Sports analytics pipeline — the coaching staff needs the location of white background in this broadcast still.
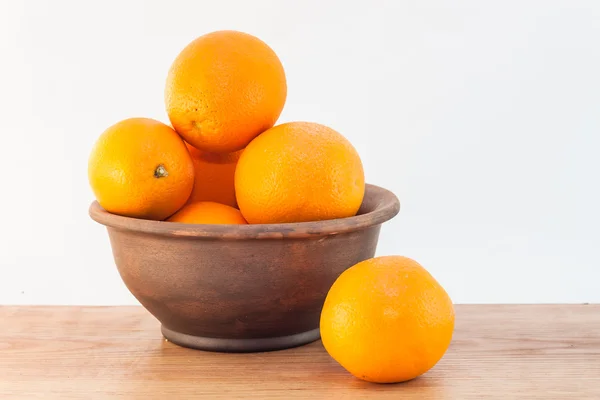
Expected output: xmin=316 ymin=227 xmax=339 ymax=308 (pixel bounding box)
xmin=1 ymin=1 xmax=598 ymax=305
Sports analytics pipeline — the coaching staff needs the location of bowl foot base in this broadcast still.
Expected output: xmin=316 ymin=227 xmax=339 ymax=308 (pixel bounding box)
xmin=161 ymin=325 xmax=320 ymax=353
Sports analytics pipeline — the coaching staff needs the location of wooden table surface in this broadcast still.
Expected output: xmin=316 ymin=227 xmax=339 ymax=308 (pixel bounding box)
xmin=1 ymin=305 xmax=599 ymax=399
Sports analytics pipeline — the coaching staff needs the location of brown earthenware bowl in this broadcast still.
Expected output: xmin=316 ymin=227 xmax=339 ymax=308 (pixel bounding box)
xmin=89 ymin=184 xmax=399 ymax=353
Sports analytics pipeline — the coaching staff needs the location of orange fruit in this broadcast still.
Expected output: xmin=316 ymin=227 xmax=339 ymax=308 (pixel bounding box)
xmin=235 ymin=122 xmax=365 ymax=224
xmin=320 ymin=256 xmax=455 ymax=383
xmin=165 ymin=30 xmax=287 ymax=153
xmin=167 ymin=201 xmax=247 ymax=225
xmin=185 ymin=143 xmax=242 ymax=208
xmin=88 ymin=118 xmax=194 ymax=220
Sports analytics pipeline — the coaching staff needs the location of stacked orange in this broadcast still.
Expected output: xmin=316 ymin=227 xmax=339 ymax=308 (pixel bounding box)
xmin=88 ymin=30 xmax=453 ymax=383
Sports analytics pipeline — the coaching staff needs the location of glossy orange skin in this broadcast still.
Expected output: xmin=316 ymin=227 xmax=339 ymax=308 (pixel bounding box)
xmin=235 ymin=122 xmax=365 ymax=224
xmin=166 ymin=201 xmax=247 ymax=225
xmin=88 ymin=118 xmax=194 ymax=220
xmin=320 ymin=256 xmax=455 ymax=383
xmin=185 ymin=143 xmax=242 ymax=208
xmin=165 ymin=30 xmax=287 ymax=153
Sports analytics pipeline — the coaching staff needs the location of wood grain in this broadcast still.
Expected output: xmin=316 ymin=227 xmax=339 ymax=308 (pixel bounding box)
xmin=0 ymin=305 xmax=599 ymax=399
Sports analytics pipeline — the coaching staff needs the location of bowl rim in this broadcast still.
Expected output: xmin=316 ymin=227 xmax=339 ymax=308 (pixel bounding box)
xmin=89 ymin=183 xmax=400 ymax=239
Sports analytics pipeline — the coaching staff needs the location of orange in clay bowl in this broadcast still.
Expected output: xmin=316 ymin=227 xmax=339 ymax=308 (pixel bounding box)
xmin=89 ymin=184 xmax=400 ymax=352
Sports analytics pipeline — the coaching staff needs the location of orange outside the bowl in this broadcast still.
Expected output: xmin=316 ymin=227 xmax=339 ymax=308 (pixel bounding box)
xmin=320 ymin=256 xmax=455 ymax=383
xmin=167 ymin=201 xmax=247 ymax=225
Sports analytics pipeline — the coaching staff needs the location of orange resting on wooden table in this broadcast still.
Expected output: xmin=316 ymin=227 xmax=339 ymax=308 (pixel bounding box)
xmin=320 ymin=256 xmax=455 ymax=383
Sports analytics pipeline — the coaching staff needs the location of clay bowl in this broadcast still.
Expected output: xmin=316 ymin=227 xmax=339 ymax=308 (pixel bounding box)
xmin=89 ymin=184 xmax=399 ymax=353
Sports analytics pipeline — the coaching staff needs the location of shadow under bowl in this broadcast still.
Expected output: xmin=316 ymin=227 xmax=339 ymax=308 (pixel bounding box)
xmin=89 ymin=184 xmax=400 ymax=352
